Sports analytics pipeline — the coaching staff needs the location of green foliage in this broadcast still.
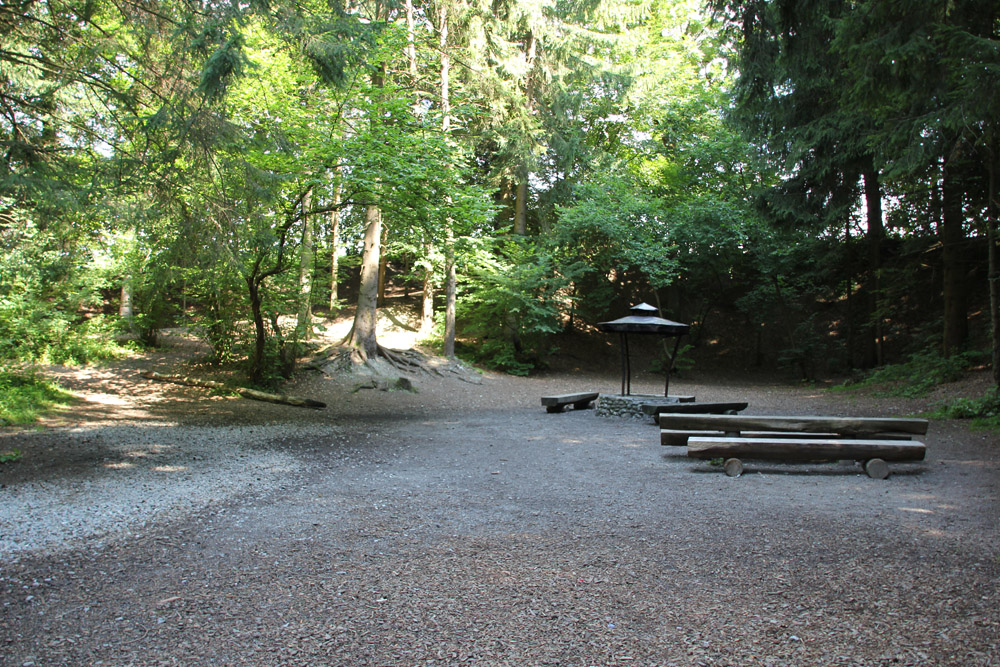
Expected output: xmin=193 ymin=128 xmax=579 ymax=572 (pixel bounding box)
xmin=0 ymin=212 xmax=132 ymax=364
xmin=0 ymin=449 xmax=21 ymax=464
xmin=837 ymin=349 xmax=983 ymax=398
xmin=0 ymin=369 xmax=75 ymax=426
xmin=925 ymin=388 xmax=1000 ymax=429
xmin=650 ymin=343 xmax=695 ymax=376
xmin=458 ymin=239 xmax=570 ymax=374
xmin=554 ymin=168 xmax=678 ymax=290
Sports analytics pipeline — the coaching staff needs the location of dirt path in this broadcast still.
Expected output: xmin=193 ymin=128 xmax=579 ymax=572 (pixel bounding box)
xmin=1 ymin=338 xmax=999 ymax=666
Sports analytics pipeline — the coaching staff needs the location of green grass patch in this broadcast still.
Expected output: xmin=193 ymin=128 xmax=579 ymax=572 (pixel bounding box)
xmin=0 ymin=369 xmax=75 ymax=426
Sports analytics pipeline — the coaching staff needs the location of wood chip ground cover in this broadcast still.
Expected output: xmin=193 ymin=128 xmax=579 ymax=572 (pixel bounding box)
xmin=1 ymin=342 xmax=998 ymax=665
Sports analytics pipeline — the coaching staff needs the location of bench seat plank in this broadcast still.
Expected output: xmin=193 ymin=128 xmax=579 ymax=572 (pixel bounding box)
xmin=660 ymin=413 xmax=928 ymax=435
xmin=643 ymin=401 xmax=748 ymax=416
xmin=661 ymin=430 xmax=915 ymax=446
xmin=541 ymin=392 xmax=600 ymax=413
xmin=687 ymin=436 xmax=926 ymax=462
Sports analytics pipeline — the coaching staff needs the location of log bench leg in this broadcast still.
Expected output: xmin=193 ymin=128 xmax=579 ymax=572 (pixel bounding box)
xmin=864 ymin=458 xmax=890 ymax=480
xmin=713 ymin=456 xmax=893 ymax=479
xmin=723 ymin=458 xmax=744 ymax=477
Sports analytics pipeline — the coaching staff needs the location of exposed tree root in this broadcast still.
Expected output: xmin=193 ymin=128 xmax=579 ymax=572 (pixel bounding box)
xmin=307 ymin=343 xmax=481 ymax=384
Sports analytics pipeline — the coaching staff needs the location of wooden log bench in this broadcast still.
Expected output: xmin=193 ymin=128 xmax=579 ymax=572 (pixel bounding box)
xmin=659 ymin=413 xmax=929 ymax=479
xmin=687 ymin=436 xmax=927 ymax=479
xmin=660 ymin=429 xmax=915 ymax=446
xmin=659 ymin=413 xmax=928 ymax=439
xmin=541 ymin=392 xmax=600 ymax=413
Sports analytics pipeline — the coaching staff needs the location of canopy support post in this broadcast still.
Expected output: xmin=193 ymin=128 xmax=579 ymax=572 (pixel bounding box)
xmin=624 ymin=333 xmax=632 ymax=395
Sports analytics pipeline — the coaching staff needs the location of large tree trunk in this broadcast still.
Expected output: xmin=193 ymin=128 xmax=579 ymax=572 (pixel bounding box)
xmin=349 ymin=203 xmax=382 ymax=359
xmin=942 ymin=151 xmax=969 ymax=357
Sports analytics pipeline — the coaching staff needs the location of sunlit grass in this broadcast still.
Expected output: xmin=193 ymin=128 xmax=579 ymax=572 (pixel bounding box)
xmin=0 ymin=368 xmax=75 ymax=427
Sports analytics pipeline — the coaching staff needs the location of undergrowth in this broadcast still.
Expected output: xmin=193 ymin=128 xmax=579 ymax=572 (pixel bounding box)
xmin=0 ymin=368 xmax=75 ymax=427
xmin=833 ymin=349 xmax=983 ymax=398
xmin=835 ymin=348 xmax=1000 ymax=429
xmin=924 ymin=388 xmax=1000 ymax=429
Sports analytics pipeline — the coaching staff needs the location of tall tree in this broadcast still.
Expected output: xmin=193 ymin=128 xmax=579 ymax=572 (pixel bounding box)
xmin=831 ymin=0 xmax=999 ymax=361
xmin=709 ymin=0 xmax=889 ymax=367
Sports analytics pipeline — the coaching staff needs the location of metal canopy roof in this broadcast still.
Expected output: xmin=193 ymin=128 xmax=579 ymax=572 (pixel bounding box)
xmin=597 ymin=302 xmax=690 ymax=337
xmin=597 ymin=303 xmax=691 ymax=397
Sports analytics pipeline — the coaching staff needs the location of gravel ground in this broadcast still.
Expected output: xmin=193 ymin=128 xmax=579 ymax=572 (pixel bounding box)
xmin=1 ymin=334 xmax=999 ymax=666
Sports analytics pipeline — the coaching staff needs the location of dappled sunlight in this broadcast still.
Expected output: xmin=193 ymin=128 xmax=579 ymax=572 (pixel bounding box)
xmin=84 ymin=393 xmax=130 ymax=406
xmin=897 ymin=507 xmax=935 ymax=515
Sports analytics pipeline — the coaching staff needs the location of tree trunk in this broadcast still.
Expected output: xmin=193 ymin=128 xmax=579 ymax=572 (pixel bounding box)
xmin=420 ymin=243 xmax=435 ymax=336
xmin=439 ymin=2 xmax=457 ymax=357
xmin=296 ymin=191 xmax=314 ymax=339
xmin=988 ymin=138 xmax=1000 ymax=387
xmin=514 ymin=180 xmax=528 ymax=235
xmin=248 ymin=276 xmax=268 ymax=385
xmin=512 ymin=33 xmax=536 ymax=237
xmin=942 ymin=151 xmax=968 ymax=357
xmin=349 ymin=203 xmax=382 ymax=359
xmin=119 ymin=277 xmax=134 ymax=322
xmin=329 ymin=175 xmax=341 ymax=312
xmin=377 ymin=222 xmax=388 ymax=306
xmin=349 ymin=44 xmax=387 ymax=360
xmin=444 ymin=229 xmax=457 ymax=358
xmin=862 ymin=162 xmax=884 ymax=366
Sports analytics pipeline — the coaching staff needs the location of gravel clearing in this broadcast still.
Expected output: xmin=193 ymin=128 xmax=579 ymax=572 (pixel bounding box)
xmin=1 ymin=336 xmax=999 ymax=666
xmin=0 ymin=423 xmax=320 ymax=560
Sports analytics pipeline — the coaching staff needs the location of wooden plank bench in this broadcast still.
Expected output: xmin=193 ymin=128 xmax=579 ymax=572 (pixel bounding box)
xmin=687 ymin=436 xmax=927 ymax=479
xmin=541 ymin=392 xmax=600 ymax=413
xmin=643 ymin=401 xmax=749 ymax=419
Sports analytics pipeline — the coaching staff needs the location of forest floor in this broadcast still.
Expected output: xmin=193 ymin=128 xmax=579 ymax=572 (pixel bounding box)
xmin=1 ymin=315 xmax=999 ymax=666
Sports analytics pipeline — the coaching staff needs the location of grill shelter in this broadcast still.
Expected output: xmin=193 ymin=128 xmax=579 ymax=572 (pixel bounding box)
xmin=597 ymin=303 xmax=690 ymax=397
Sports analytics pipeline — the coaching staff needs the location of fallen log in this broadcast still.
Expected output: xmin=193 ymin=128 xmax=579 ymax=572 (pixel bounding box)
xmin=142 ymin=371 xmax=326 ymax=409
